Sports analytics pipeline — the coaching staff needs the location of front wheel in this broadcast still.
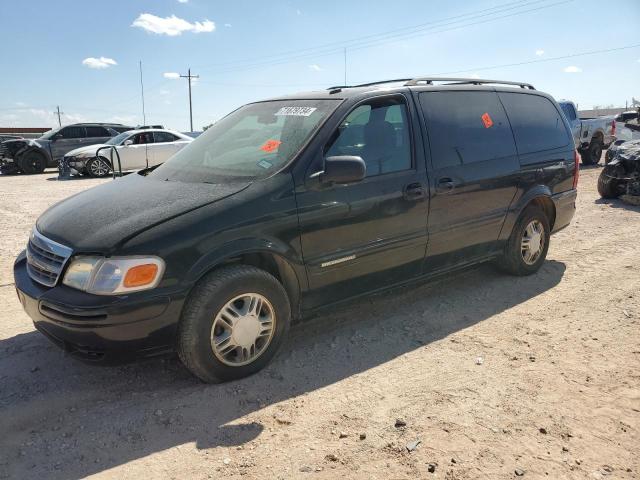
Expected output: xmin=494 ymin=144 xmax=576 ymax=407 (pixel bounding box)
xmin=496 ymin=206 xmax=550 ymax=276
xmin=86 ymin=157 xmax=111 ymax=178
xmin=178 ymin=265 xmax=291 ymax=383
xmin=19 ymin=151 xmax=46 ymax=174
xmin=597 ymin=165 xmax=624 ymax=198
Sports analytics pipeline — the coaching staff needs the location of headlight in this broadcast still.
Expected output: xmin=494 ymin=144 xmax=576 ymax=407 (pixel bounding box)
xmin=62 ymin=256 xmax=165 ymax=295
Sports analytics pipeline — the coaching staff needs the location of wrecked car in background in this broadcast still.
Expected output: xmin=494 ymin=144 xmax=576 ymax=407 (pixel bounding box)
xmin=63 ymin=128 xmax=193 ymax=177
xmin=0 ymin=123 xmax=133 ymax=174
xmin=598 ymin=139 xmax=640 ymax=202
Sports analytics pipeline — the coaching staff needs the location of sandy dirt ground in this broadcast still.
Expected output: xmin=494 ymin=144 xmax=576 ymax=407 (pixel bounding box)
xmin=0 ymin=164 xmax=638 ymax=480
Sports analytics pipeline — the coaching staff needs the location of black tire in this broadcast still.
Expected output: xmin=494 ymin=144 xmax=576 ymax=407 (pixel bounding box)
xmin=581 ymin=140 xmax=602 ymax=165
xmin=19 ymin=151 xmax=47 ymax=174
xmin=86 ymin=157 xmax=112 ymax=178
xmin=178 ymin=265 xmax=291 ymax=383
xmin=597 ymin=166 xmax=623 ymax=199
xmin=496 ymin=206 xmax=550 ymax=276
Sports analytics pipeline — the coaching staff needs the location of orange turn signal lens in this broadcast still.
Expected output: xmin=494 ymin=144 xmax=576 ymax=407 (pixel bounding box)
xmin=123 ymin=264 xmax=159 ymax=288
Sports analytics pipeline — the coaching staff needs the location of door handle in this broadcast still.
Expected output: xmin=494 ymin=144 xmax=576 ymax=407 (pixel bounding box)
xmin=436 ymin=177 xmax=456 ymax=192
xmin=403 ymin=182 xmax=425 ymax=201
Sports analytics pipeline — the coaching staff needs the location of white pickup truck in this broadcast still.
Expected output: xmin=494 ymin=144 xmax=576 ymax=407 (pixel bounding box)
xmin=558 ymin=101 xmax=616 ymax=165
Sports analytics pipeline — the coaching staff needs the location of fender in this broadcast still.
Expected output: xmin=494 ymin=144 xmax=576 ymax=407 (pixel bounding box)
xmin=184 ymin=237 xmax=306 ymax=320
xmin=186 ymin=235 xmax=306 ymax=289
xmin=498 ymin=185 xmax=552 ymax=241
xmin=7 ymin=140 xmax=53 ymax=166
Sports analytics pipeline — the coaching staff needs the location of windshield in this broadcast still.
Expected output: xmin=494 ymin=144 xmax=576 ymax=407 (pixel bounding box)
xmin=150 ymin=99 xmax=339 ymax=183
xmin=106 ymin=131 xmax=132 ymax=145
xmin=40 ymin=127 xmax=61 ymax=140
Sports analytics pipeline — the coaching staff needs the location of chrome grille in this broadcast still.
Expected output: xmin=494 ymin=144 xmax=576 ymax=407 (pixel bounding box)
xmin=26 ymin=229 xmax=72 ymax=287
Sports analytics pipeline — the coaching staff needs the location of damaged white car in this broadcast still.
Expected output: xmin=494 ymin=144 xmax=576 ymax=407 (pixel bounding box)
xmin=64 ymin=128 xmax=193 ymax=177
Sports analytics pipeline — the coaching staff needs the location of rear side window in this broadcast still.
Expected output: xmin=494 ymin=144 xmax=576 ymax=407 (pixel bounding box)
xmin=499 ymin=93 xmax=570 ymax=154
xmin=154 ymin=131 xmax=179 ymax=143
xmin=85 ymin=126 xmax=110 ymax=137
xmin=419 ymin=91 xmax=516 ymax=168
xmin=60 ymin=126 xmax=85 ymax=139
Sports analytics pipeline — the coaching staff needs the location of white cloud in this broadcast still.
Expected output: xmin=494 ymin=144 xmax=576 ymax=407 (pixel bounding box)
xmin=177 ymin=0 xmax=188 ymax=3
xmin=535 ymin=49 xmax=545 ymax=56
xmin=470 ymin=72 xmax=480 ymax=79
xmin=563 ymin=65 xmax=582 ymax=73
xmin=82 ymin=57 xmax=117 ymax=69
xmin=132 ymin=13 xmax=215 ymax=36
xmin=224 ymin=23 xmax=232 ymax=28
xmin=163 ymin=72 xmax=180 ymax=79
xmin=296 ymin=9 xmax=302 ymax=15
xmin=308 ymin=64 xmax=322 ymax=72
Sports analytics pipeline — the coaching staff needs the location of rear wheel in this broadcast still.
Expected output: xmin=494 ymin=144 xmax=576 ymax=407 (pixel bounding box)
xmin=178 ymin=265 xmax=291 ymax=383
xmin=19 ymin=151 xmax=46 ymax=174
xmin=86 ymin=157 xmax=111 ymax=178
xmin=497 ymin=206 xmax=550 ymax=276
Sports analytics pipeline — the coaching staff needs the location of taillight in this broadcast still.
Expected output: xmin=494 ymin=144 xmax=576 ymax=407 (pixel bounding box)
xmin=611 ymin=119 xmax=616 ymax=137
xmin=573 ymin=149 xmax=579 ymax=189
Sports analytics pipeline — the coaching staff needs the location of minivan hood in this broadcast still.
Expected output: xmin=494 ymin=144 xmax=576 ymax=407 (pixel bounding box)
xmin=36 ymin=173 xmax=250 ymax=251
xmin=66 ymin=144 xmax=107 ymax=157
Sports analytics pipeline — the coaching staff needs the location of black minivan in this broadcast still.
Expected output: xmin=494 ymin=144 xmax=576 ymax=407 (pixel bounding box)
xmin=14 ymin=77 xmax=578 ymax=383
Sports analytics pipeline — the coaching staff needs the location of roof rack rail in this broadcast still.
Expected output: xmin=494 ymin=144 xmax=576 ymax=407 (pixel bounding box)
xmin=405 ymin=77 xmax=535 ymax=89
xmin=327 ymin=77 xmax=535 ymax=91
xmin=327 ymin=78 xmax=412 ymax=90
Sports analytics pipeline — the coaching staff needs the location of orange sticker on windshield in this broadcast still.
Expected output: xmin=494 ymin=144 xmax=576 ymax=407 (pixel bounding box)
xmin=260 ymin=139 xmax=282 ymax=153
xmin=481 ymin=112 xmax=493 ymax=128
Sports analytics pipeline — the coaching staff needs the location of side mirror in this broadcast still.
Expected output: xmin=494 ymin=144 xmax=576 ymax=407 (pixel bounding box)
xmin=52 ymin=133 xmax=62 ymax=141
xmin=316 ymin=156 xmax=366 ymax=184
xmin=123 ymin=139 xmax=133 ymax=146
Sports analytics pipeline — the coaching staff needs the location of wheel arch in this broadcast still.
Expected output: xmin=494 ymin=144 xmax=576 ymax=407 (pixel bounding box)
xmin=185 ymin=240 xmax=305 ymax=321
xmin=591 ymin=130 xmax=604 ymax=145
xmin=499 ymin=186 xmax=556 ymax=241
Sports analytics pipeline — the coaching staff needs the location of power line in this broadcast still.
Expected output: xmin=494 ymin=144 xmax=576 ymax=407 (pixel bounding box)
xmin=430 ymin=43 xmax=640 ymax=76
xmin=195 ymin=0 xmax=550 ymax=70
xmin=196 ymin=0 xmax=571 ymax=75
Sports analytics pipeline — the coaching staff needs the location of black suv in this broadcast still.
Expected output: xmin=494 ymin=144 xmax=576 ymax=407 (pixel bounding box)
xmin=14 ymin=78 xmax=578 ymax=382
xmin=0 ymin=123 xmax=133 ymax=174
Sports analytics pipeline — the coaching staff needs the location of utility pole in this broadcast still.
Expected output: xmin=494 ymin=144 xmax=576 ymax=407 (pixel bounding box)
xmin=180 ymin=68 xmax=199 ymax=132
xmin=53 ymin=106 xmax=63 ymax=127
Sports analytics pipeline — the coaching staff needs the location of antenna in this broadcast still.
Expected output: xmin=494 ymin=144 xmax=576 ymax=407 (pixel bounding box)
xmin=343 ymin=47 xmax=347 ymax=86
xmin=139 ymin=60 xmax=146 ymax=126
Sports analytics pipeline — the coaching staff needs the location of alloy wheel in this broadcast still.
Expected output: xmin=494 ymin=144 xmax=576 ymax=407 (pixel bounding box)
xmin=520 ymin=219 xmax=545 ymax=265
xmin=210 ymin=293 xmax=276 ymax=366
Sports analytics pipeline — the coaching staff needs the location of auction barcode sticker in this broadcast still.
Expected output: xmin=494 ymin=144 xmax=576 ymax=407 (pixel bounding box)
xmin=275 ymin=106 xmax=317 ymax=117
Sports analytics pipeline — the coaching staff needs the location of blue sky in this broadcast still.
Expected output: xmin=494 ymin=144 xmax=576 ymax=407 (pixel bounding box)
xmin=0 ymin=0 xmax=638 ymax=130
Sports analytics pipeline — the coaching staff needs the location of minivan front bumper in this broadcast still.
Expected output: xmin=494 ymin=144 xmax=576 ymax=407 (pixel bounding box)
xmin=14 ymin=251 xmax=185 ymax=364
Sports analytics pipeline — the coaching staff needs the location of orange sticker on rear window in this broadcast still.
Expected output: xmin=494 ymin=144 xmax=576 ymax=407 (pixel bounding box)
xmin=481 ymin=112 xmax=493 ymax=128
xmin=260 ymin=139 xmax=282 ymax=153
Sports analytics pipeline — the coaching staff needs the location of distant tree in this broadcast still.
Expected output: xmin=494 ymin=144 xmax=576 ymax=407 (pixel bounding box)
xmin=631 ymin=97 xmax=640 ymax=107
